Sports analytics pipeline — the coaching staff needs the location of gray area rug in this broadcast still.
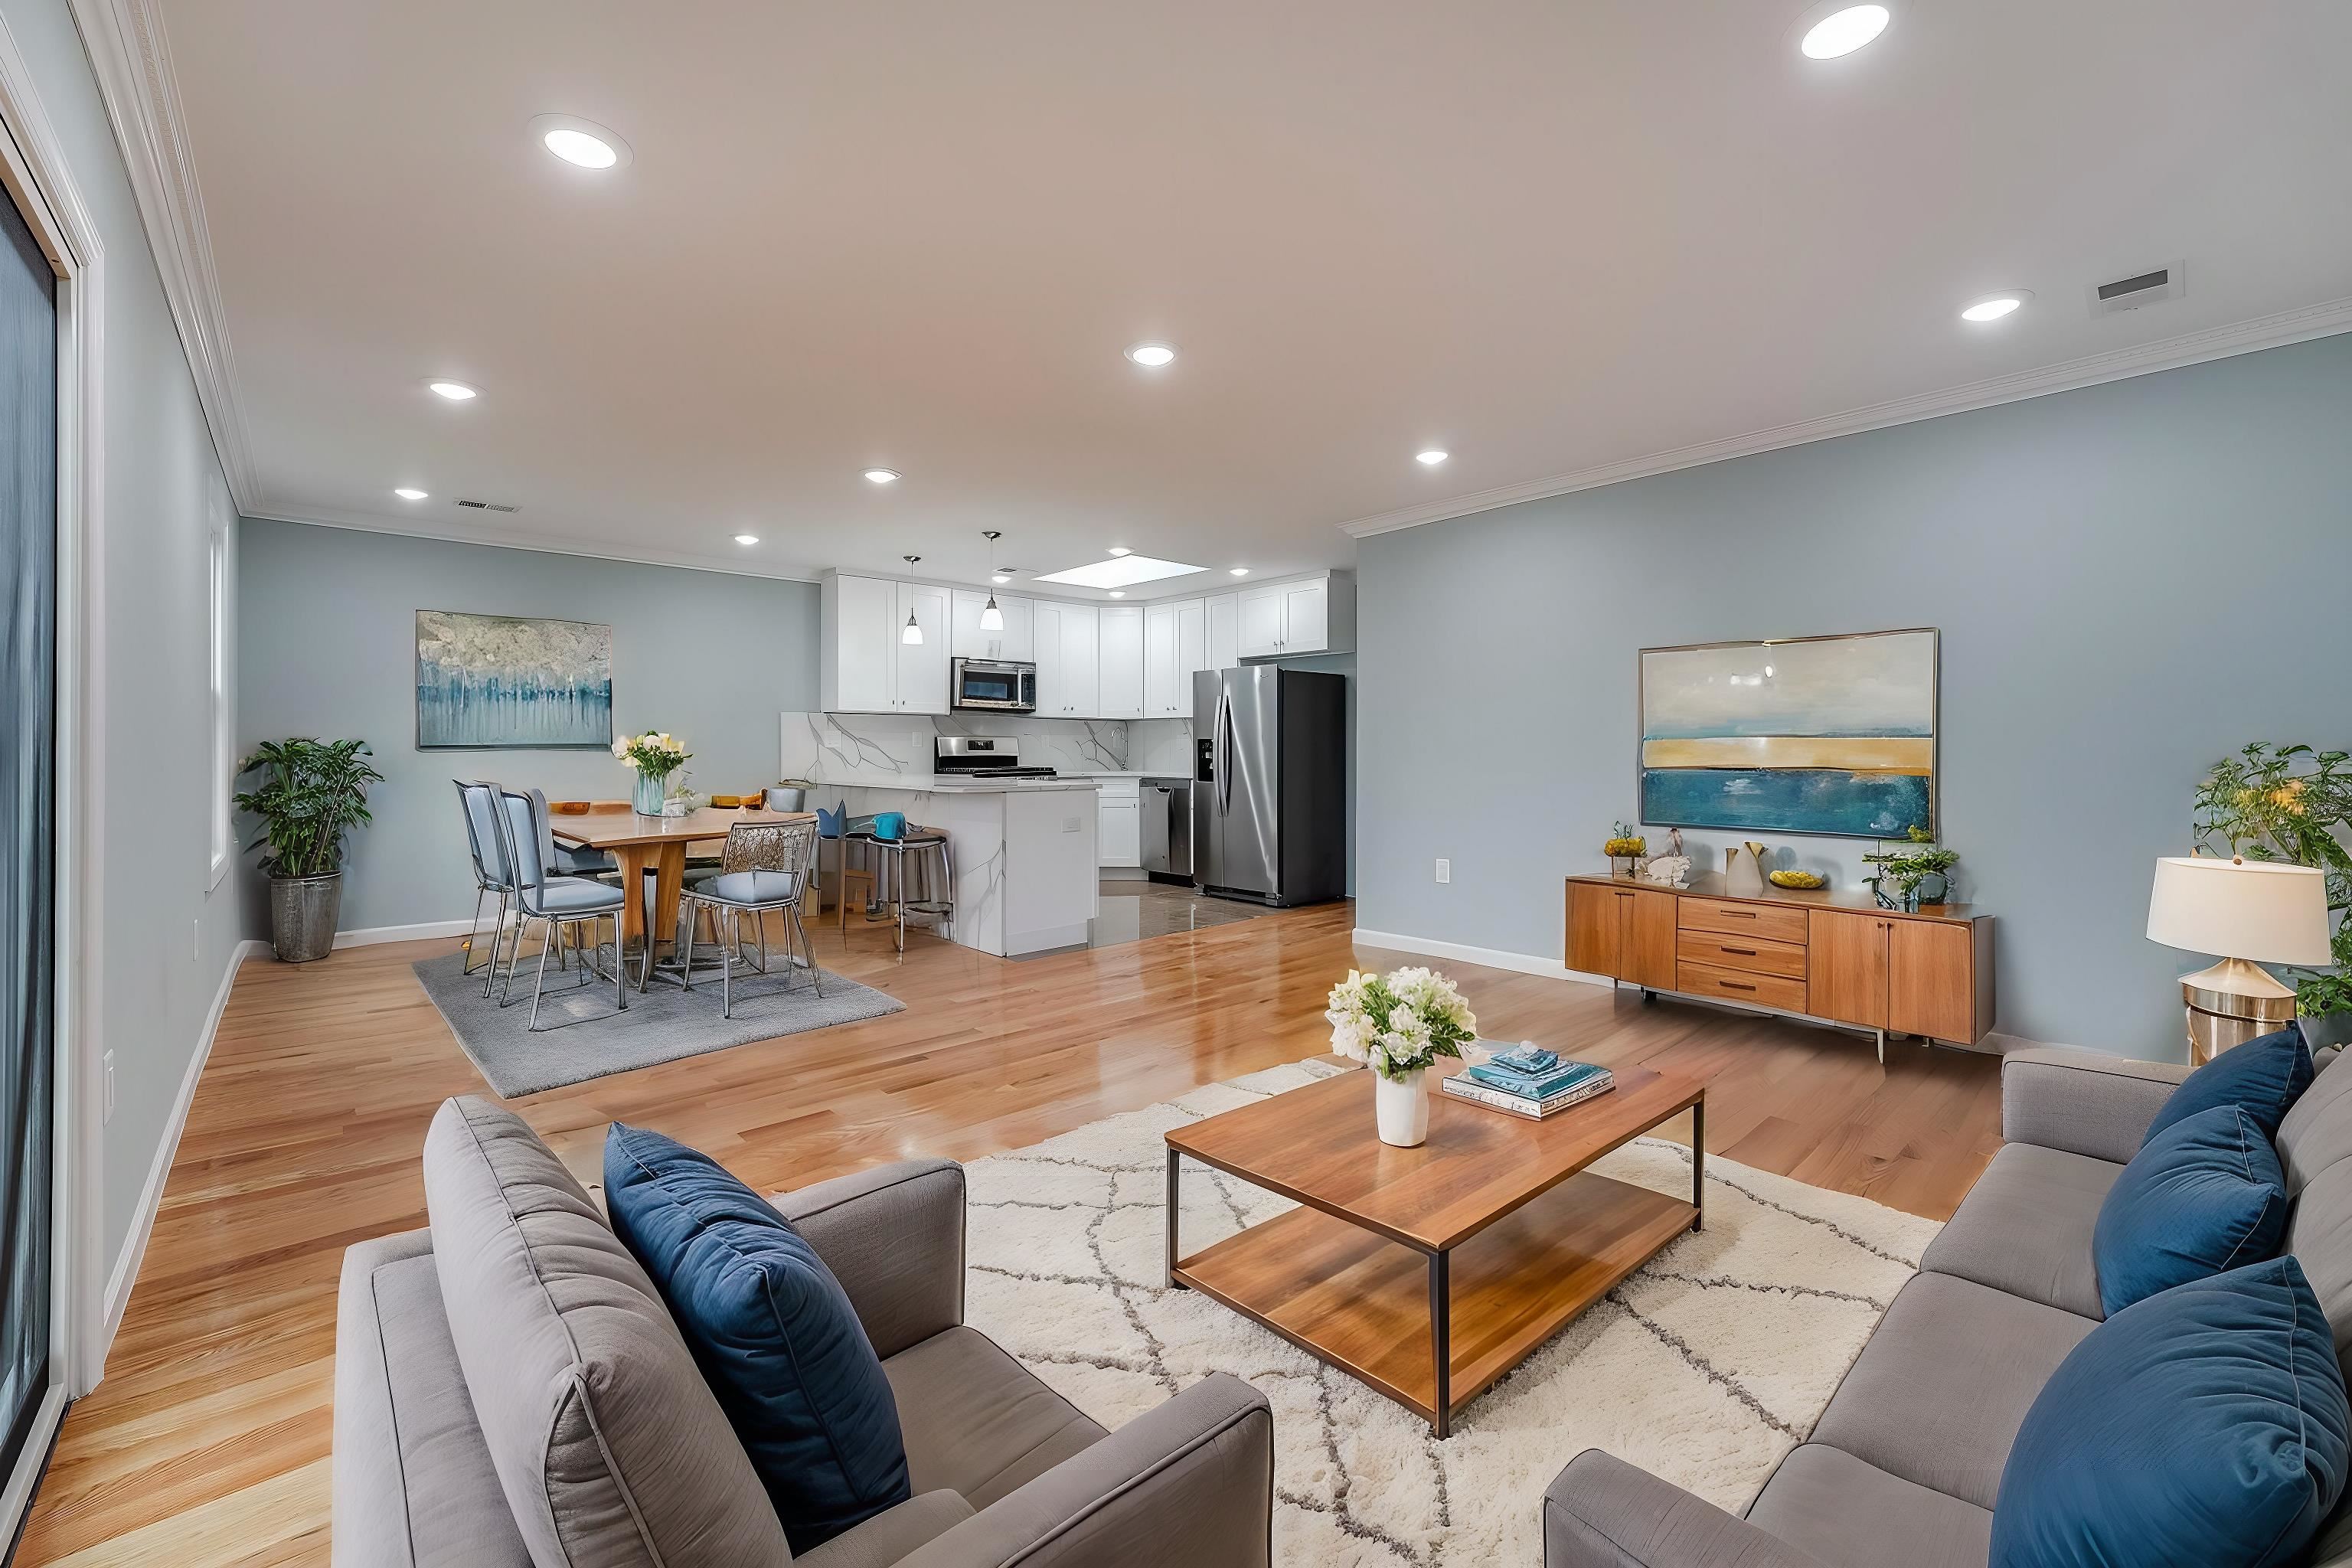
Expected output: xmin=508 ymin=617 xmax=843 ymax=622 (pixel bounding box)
xmin=411 ymin=947 xmax=905 ymax=1097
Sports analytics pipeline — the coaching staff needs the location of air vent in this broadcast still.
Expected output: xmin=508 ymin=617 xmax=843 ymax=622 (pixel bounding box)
xmin=454 ymin=498 xmax=521 ymax=514
xmin=2087 ymin=261 xmax=2185 ymax=316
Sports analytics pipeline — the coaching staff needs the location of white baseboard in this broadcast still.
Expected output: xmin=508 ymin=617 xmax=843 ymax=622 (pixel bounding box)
xmin=333 ymin=916 xmax=484 ymax=949
xmin=101 ymin=937 xmax=266 ymax=1352
xmin=1351 ymin=928 xmax=1611 ymax=987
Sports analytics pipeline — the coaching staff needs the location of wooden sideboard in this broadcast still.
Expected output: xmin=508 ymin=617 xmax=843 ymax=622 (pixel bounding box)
xmin=1564 ymin=872 xmax=1994 ymax=1058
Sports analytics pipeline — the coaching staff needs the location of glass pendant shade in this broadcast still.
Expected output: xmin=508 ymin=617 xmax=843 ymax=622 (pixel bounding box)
xmin=979 ymin=596 xmax=1004 ymax=631
xmin=901 ymin=612 xmax=923 ymax=645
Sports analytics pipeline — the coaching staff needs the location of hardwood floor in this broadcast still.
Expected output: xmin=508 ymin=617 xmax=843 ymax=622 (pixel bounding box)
xmin=15 ymin=902 xmax=2002 ymax=1564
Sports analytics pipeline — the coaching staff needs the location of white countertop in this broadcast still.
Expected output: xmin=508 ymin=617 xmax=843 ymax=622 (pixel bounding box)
xmin=812 ymin=772 xmax=1102 ymax=795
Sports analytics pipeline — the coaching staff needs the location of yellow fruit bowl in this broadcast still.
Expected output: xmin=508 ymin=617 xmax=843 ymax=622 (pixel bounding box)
xmin=1603 ymin=837 xmax=1648 ymax=858
xmin=1768 ymin=869 xmax=1828 ymax=890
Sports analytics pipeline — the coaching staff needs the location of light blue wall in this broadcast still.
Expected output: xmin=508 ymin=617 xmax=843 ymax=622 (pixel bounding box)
xmin=0 ymin=0 xmax=246 ymax=1284
xmin=237 ymin=520 xmax=822 ymax=933
xmin=1356 ymin=333 xmax=2352 ymax=1061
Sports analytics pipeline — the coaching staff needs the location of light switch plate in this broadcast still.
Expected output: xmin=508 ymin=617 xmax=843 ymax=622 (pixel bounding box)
xmin=1435 ymin=858 xmax=1451 ymax=884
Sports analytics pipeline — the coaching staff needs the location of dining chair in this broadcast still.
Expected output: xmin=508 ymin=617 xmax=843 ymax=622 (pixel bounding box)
xmin=676 ymin=819 xmax=822 ymax=1017
xmin=453 ymin=779 xmax=515 ymax=996
xmin=491 ymin=787 xmax=629 ymax=1031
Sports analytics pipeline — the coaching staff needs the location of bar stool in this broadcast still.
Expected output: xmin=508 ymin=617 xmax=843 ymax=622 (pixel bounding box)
xmin=843 ymin=825 xmax=953 ymax=952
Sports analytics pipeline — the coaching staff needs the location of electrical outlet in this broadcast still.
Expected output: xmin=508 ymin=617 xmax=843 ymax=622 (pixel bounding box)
xmin=103 ymin=1050 xmax=115 ymax=1124
xmin=1435 ymin=858 xmax=1451 ymax=884
xmin=1063 ymin=817 xmax=1080 ymax=832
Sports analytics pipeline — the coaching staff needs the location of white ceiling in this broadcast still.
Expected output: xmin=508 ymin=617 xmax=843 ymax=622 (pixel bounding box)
xmin=142 ymin=0 xmax=2352 ymax=593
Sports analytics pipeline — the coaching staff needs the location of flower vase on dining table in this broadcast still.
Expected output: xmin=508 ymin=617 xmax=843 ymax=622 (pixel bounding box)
xmin=631 ymin=769 xmax=670 ymax=816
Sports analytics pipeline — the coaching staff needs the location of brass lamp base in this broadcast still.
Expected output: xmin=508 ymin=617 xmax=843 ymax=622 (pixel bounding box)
xmin=2180 ymin=957 xmax=2298 ymax=1067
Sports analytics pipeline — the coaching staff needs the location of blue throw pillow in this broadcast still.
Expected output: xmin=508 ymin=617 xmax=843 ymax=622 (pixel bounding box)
xmin=1991 ymin=1256 xmax=2351 ymax=1568
xmin=2092 ymin=1103 xmax=2288 ymax=1315
xmin=604 ymin=1124 xmax=910 ymax=1553
xmin=2145 ymin=1021 xmax=2313 ymax=1145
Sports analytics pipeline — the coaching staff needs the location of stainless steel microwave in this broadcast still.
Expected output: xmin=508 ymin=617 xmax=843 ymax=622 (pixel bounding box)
xmin=951 ymin=658 xmax=1037 ymax=714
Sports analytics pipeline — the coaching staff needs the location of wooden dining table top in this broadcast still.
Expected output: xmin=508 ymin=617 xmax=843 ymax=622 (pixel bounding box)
xmin=547 ymin=804 xmax=815 ymax=849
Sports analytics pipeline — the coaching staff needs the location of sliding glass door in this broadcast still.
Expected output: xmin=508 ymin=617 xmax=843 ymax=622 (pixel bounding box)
xmin=0 ymin=165 xmax=60 ymax=1494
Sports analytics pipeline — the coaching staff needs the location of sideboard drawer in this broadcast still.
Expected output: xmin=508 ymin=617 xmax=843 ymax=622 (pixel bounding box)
xmin=1675 ymin=930 xmax=1808 ymax=980
xmin=1676 ymin=960 xmax=1808 ymax=1012
xmin=1677 ymin=897 xmax=1808 ymax=945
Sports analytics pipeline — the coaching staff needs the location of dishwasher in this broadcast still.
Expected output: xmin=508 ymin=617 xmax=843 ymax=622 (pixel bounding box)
xmin=1140 ymin=778 xmax=1193 ymax=884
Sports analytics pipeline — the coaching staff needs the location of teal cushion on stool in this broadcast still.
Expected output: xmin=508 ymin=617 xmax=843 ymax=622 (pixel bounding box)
xmin=2092 ymin=1103 xmax=2287 ymax=1315
xmin=2146 ymin=1022 xmax=2314 ymax=1144
xmin=1991 ymin=1256 xmax=2350 ymax=1568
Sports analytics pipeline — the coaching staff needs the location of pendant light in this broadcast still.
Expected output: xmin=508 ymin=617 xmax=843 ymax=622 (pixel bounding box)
xmin=900 ymin=556 xmax=924 ymax=645
xmin=978 ymin=531 xmax=1006 ymax=630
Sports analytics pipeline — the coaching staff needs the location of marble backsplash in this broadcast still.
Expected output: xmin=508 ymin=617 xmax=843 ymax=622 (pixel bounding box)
xmin=779 ymin=711 xmax=1146 ymax=782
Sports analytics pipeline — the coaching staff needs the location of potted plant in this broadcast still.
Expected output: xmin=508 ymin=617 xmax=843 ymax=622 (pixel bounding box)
xmin=2197 ymin=744 xmax=2352 ymax=1048
xmin=234 ymin=737 xmax=383 ymax=962
xmin=1325 ymin=966 xmax=1479 ymax=1147
xmin=1865 ymin=826 xmax=1960 ymax=910
xmin=613 ymin=730 xmax=691 ymax=815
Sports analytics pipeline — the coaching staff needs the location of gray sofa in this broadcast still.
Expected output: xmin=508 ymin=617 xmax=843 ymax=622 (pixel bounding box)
xmin=1545 ymin=1044 xmax=2352 ymax=1568
xmin=334 ymin=1097 xmax=1272 ymax=1567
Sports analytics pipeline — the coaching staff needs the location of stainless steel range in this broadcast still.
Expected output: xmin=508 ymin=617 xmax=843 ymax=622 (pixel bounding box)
xmin=933 ymin=735 xmax=1059 ymax=779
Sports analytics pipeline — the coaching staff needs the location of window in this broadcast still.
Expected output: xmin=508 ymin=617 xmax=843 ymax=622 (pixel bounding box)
xmin=207 ymin=515 xmax=231 ymax=885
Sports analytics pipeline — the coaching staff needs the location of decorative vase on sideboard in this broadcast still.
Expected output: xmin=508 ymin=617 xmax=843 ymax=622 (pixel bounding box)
xmin=1375 ymin=1070 xmax=1430 ymax=1148
xmin=632 ymin=769 xmax=671 ymax=816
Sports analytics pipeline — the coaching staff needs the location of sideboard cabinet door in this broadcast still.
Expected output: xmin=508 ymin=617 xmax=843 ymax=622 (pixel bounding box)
xmin=1619 ymin=887 xmax=1677 ymax=991
xmin=1566 ymin=881 xmax=1622 ymax=978
xmin=1889 ymin=920 xmax=1978 ymax=1043
xmin=1808 ymin=910 xmax=1889 ymax=1029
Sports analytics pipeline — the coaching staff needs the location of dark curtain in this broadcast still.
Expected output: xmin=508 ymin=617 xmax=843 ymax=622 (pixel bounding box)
xmin=0 ymin=168 xmax=58 ymax=1483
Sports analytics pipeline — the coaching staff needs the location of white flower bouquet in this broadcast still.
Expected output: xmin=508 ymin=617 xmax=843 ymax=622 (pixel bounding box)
xmin=612 ymin=731 xmax=691 ymax=776
xmin=1325 ymin=965 xmax=1478 ymax=1081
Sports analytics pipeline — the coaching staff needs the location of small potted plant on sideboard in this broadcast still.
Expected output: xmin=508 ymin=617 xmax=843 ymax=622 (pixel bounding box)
xmin=234 ymin=737 xmax=383 ymax=962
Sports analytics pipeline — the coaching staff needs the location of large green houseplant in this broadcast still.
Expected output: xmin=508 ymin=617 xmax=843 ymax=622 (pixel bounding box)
xmin=235 ymin=737 xmax=383 ymax=962
xmin=2193 ymin=743 xmax=2352 ymax=1046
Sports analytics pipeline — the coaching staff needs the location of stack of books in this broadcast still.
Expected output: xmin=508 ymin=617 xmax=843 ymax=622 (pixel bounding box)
xmin=1442 ymin=1044 xmax=1615 ymax=1121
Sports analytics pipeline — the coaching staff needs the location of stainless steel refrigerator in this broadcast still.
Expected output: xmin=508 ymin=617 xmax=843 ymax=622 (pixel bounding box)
xmin=1191 ymin=666 xmax=1348 ymax=906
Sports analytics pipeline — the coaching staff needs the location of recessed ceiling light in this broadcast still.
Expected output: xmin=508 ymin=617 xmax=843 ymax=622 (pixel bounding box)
xmin=1960 ymin=290 xmax=2031 ymax=322
xmin=863 ymin=468 xmax=900 ymax=484
xmin=1107 ymin=546 xmax=1132 ymax=557
xmin=1416 ymin=449 xmax=1449 ymax=466
xmin=1229 ymin=567 xmax=1250 ymax=577
xmin=426 ymin=380 xmax=479 ymax=401
xmin=1035 ymin=554 xmax=1205 ymax=589
xmin=1108 ymin=590 xmax=1126 ymax=599
xmin=734 ymin=534 xmax=760 ymax=545
xmin=991 ymin=574 xmax=1011 ymax=584
xmin=528 ymin=114 xmax=632 ymax=170
xmin=1799 ymin=4 xmax=1890 ymax=59
xmin=393 ymin=487 xmax=427 ymax=501
xmin=1125 ymin=343 xmax=1176 ymax=368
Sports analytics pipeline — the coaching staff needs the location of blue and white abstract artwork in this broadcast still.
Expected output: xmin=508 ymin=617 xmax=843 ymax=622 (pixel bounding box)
xmin=416 ymin=610 xmax=612 ymax=749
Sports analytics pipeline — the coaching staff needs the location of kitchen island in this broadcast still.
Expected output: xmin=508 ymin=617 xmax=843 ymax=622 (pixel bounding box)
xmin=812 ymin=773 xmax=1101 ymax=957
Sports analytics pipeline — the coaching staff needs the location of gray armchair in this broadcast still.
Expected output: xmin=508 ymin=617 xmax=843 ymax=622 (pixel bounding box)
xmin=334 ymin=1102 xmax=1272 ymax=1568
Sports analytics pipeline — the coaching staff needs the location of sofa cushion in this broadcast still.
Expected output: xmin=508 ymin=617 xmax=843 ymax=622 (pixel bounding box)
xmin=1921 ymin=1142 xmax=2118 ymax=1319
xmin=1808 ymin=1271 xmax=2094 ymax=1510
xmin=604 ymin=1122 xmax=911 ymax=1553
xmin=1746 ymin=1443 xmax=1992 ymax=1568
xmin=883 ymin=1325 xmax=1106 ymax=1510
xmin=2148 ymin=1021 xmax=2314 ymax=1145
xmin=2279 ymin=1033 xmax=2352 ymax=1193
xmin=1991 ymin=1256 xmax=2351 ymax=1568
xmin=421 ymin=1097 xmax=788 ymax=1568
xmin=2292 ymin=1156 xmax=2352 ymax=1363
xmin=2094 ymin=1103 xmax=2288 ymax=1315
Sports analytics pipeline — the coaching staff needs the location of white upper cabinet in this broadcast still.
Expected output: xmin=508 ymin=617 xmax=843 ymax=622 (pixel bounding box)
xmin=821 ymin=572 xmax=950 ymax=714
xmin=894 ymin=581 xmax=951 ymax=714
xmin=1206 ymin=591 xmax=1240 ymax=672
xmin=950 ymin=590 xmax=1034 ymax=661
xmin=1096 ymin=605 xmax=1145 ymax=720
xmin=1232 ymin=572 xmax=1354 ymax=659
xmin=1034 ymin=599 xmax=1099 ymax=718
xmin=1146 ymin=598 xmax=1209 ymax=717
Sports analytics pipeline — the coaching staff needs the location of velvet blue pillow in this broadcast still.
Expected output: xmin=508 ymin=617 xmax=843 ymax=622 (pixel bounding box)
xmin=1991 ymin=1256 xmax=2351 ymax=1568
xmin=2093 ymin=1103 xmax=2289 ymax=1315
xmin=604 ymin=1124 xmax=910 ymax=1553
xmin=2145 ymin=1021 xmax=2313 ymax=1145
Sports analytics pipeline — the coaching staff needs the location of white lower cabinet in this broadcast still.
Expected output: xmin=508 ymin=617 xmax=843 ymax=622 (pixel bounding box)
xmin=1096 ymin=779 xmax=1141 ymax=867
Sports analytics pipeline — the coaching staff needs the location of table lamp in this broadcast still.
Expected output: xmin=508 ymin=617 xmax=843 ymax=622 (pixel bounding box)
xmin=2147 ymin=854 xmax=2330 ymax=1063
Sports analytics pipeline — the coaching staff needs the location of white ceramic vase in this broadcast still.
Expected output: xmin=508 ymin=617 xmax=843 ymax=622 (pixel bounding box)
xmin=1375 ymin=1068 xmax=1429 ymax=1148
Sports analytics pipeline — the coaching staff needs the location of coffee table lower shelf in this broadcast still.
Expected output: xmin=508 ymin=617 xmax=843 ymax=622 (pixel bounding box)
xmin=1168 ymin=1169 xmax=1697 ymax=1436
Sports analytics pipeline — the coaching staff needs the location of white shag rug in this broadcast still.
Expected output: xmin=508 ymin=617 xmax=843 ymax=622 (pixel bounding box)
xmin=963 ymin=1059 xmax=1942 ymax=1566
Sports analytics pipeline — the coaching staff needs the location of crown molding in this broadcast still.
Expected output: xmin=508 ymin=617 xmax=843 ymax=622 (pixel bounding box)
xmin=69 ymin=0 xmax=260 ymax=511
xmin=1337 ymin=295 xmax=2352 ymax=540
xmin=244 ymin=500 xmax=828 ymax=586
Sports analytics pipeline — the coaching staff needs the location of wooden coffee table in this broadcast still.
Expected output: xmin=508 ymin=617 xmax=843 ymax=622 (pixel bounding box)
xmin=1164 ymin=1060 xmax=1704 ymax=1437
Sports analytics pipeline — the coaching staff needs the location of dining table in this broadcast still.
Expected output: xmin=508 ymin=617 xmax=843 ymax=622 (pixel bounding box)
xmin=548 ymin=804 xmax=816 ymax=953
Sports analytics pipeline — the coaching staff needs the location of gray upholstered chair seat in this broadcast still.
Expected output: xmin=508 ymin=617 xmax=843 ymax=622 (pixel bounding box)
xmin=526 ymin=874 xmax=626 ymax=914
xmin=1917 ymin=1141 xmax=2119 ymax=1319
xmin=701 ymin=868 xmax=807 ymax=906
xmin=1808 ymin=1270 xmax=2096 ymax=1511
xmin=550 ymin=842 xmax=618 ymax=877
xmin=883 ymin=1325 xmax=1109 ymax=1511
xmin=796 ymin=1491 xmax=975 ymax=1568
xmin=1744 ymin=1444 xmax=1991 ymax=1568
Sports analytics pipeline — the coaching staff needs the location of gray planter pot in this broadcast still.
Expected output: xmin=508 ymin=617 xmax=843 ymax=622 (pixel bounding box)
xmin=269 ymin=871 xmax=343 ymax=962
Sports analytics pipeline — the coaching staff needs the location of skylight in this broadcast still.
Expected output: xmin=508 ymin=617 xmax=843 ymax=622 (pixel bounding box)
xmin=1033 ymin=554 xmax=1206 ymax=589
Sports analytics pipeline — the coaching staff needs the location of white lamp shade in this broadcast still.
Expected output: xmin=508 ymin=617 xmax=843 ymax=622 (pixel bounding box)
xmin=2147 ymin=856 xmax=2331 ymax=965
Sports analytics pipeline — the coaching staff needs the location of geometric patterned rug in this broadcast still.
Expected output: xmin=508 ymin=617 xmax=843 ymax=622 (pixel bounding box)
xmin=964 ymin=1058 xmax=1942 ymax=1566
